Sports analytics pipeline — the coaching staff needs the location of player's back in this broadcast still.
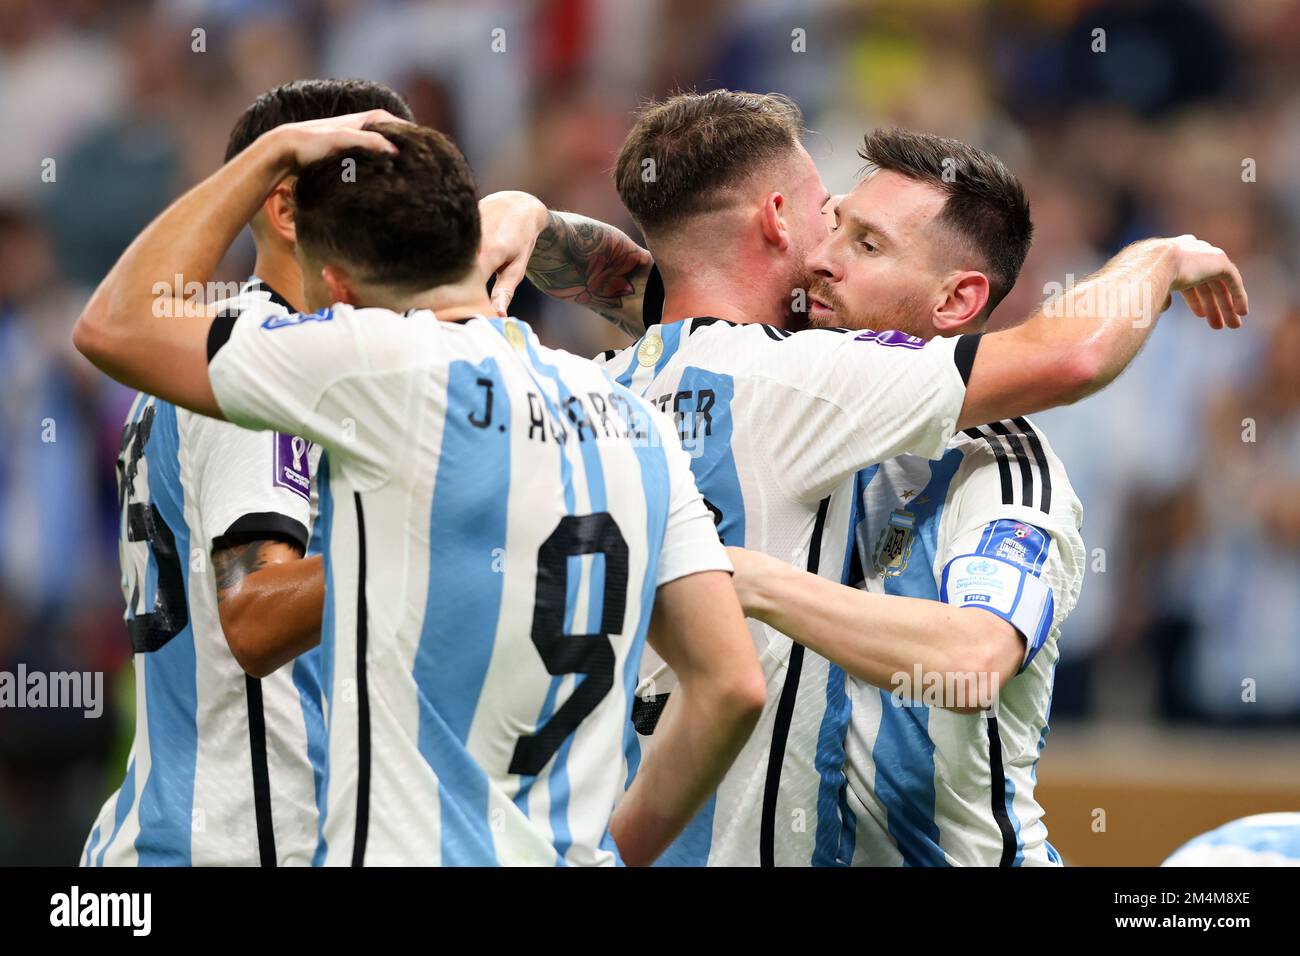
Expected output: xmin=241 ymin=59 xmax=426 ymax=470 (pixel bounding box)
xmin=208 ymin=308 xmax=714 ymax=865
xmin=595 ymin=319 xmax=973 ymax=865
xmin=83 ymin=280 xmax=325 ymax=867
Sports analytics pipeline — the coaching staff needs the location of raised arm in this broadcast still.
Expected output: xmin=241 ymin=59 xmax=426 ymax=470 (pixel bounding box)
xmin=958 ymin=235 xmax=1248 ymax=430
xmin=72 ymin=111 xmax=402 ymax=416
xmin=478 ymin=191 xmax=653 ymax=338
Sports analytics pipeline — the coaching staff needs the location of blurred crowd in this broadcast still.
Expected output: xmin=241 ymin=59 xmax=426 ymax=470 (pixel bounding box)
xmin=1 ymin=0 xmax=1298 ymax=863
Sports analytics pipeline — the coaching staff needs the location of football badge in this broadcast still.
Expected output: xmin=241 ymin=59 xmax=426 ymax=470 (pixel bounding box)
xmin=503 ymin=320 xmax=527 ymax=351
xmin=873 ymin=509 xmax=916 ymax=577
xmin=637 ymin=332 xmax=664 ymax=367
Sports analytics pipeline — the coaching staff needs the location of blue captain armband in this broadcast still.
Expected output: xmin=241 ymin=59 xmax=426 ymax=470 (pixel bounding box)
xmin=940 ymin=520 xmax=1057 ymax=672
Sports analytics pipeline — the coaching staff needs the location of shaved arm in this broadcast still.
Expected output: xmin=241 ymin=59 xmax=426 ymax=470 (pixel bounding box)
xmin=213 ymin=537 xmax=323 ymax=678
xmin=610 ymin=569 xmax=765 ymax=866
xmin=958 ymin=235 xmax=1248 ymax=430
xmin=729 ymin=547 xmax=1022 ymax=714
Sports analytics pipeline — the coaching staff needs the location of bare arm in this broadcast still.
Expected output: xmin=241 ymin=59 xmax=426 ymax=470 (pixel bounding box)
xmin=610 ymin=570 xmax=765 ymax=866
xmin=729 ymin=548 xmax=1022 ymax=714
xmin=72 ymin=111 xmax=401 ymax=415
xmin=477 ymin=191 xmax=653 ymax=337
xmin=958 ymin=235 xmax=1248 ymax=431
xmin=213 ymin=538 xmax=324 ymax=678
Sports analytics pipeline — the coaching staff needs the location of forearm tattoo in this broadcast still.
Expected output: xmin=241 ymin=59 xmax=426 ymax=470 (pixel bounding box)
xmin=527 ymin=212 xmax=649 ymax=337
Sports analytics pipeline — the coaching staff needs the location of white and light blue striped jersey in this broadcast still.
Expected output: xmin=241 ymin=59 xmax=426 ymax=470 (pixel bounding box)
xmin=836 ymin=418 xmax=1084 ymax=866
xmin=596 ymin=319 xmax=975 ymax=865
xmin=1163 ymin=813 xmax=1300 ymax=866
xmin=206 ymin=304 xmax=728 ymax=866
xmin=83 ymin=280 xmax=327 ymax=867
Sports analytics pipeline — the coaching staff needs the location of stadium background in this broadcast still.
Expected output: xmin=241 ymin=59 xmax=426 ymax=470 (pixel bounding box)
xmin=1 ymin=0 xmax=1298 ymax=866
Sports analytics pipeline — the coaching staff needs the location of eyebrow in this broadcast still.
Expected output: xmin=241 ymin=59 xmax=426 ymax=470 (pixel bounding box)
xmin=841 ymin=209 xmax=896 ymax=247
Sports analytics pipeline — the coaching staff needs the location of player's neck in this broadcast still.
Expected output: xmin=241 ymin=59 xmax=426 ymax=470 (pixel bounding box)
xmin=659 ymin=273 xmax=785 ymax=327
xmin=252 ymin=250 xmax=306 ymax=313
xmin=366 ymin=274 xmax=494 ymax=322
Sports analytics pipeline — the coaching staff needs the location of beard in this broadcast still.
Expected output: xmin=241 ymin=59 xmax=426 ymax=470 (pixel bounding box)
xmin=806 ymin=276 xmax=932 ymax=337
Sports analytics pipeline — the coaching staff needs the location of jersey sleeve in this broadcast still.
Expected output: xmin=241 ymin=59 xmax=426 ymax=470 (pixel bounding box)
xmin=933 ymin=427 xmax=1085 ymax=671
xmin=746 ymin=328 xmax=975 ymax=503
xmin=206 ymin=301 xmax=424 ymax=484
xmin=183 ymin=412 xmax=317 ymax=553
xmin=648 ymin=401 xmax=732 ymax=586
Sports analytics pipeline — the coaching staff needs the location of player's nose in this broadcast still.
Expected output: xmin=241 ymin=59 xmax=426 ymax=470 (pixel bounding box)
xmin=806 ymin=235 xmax=840 ymax=282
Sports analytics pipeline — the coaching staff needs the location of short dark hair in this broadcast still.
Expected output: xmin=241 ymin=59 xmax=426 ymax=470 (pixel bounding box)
xmin=615 ymin=90 xmax=805 ymax=234
xmin=294 ymin=123 xmax=480 ymax=290
xmin=224 ymin=78 xmax=414 ymax=162
xmin=859 ymin=128 xmax=1032 ymax=314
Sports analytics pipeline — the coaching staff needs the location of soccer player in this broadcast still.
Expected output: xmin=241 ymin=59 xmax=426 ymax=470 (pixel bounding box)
xmin=725 ymin=130 xmax=1089 ymax=866
xmin=72 ymin=112 xmax=767 ymax=866
xmin=479 ymin=91 xmax=1247 ymax=865
xmin=81 ymin=79 xmax=415 ymax=867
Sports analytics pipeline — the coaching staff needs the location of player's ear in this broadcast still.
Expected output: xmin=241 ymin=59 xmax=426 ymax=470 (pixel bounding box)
xmin=263 ymin=179 xmax=297 ymax=245
xmin=759 ymin=192 xmax=791 ymax=253
xmin=933 ymin=271 xmax=990 ymax=335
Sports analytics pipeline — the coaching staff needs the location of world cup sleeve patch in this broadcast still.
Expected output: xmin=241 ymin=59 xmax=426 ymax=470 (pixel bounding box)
xmin=974 ymin=518 xmax=1050 ymax=573
xmin=941 ymin=545 xmax=1055 ymax=672
xmin=274 ymin=433 xmax=313 ymax=501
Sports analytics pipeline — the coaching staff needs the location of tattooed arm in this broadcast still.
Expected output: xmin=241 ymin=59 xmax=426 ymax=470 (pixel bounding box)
xmin=213 ymin=536 xmax=323 ymax=678
xmin=478 ymin=191 xmax=654 ymax=338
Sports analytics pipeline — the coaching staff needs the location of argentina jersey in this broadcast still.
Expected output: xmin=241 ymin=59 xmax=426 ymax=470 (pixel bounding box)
xmin=840 ymin=417 xmax=1085 ymax=866
xmin=205 ymin=304 xmax=728 ymax=865
xmin=83 ymin=279 xmax=327 ymax=866
xmin=595 ymin=318 xmax=977 ymax=865
xmin=1164 ymin=813 xmax=1300 ymax=866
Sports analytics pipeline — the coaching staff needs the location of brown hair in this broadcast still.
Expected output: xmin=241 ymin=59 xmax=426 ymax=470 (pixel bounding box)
xmin=294 ymin=123 xmax=480 ymax=291
xmin=614 ymin=90 xmax=805 ymax=234
xmin=859 ymin=128 xmax=1033 ymax=314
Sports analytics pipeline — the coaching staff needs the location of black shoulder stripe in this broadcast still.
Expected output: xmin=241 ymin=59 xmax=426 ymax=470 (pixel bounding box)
xmin=964 ymin=427 xmax=1013 ymax=505
xmin=689 ymin=316 xmax=732 ymax=333
xmin=760 ymin=324 xmax=784 ymax=341
xmin=1012 ymin=417 xmax=1053 ymax=513
xmin=598 ymin=349 xmax=619 ymax=362
xmin=954 ymin=333 xmax=982 ymax=385
xmin=987 ymin=420 xmax=1035 ymax=510
xmin=207 ymin=310 xmax=238 ymax=362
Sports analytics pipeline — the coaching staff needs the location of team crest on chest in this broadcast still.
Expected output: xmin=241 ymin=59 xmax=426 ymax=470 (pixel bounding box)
xmin=874 ymin=508 xmax=916 ymax=577
xmin=503 ymin=320 xmax=527 ymax=351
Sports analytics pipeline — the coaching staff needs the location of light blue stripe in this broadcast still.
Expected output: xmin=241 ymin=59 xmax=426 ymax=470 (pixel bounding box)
xmin=312 ymin=452 xmax=335 ymax=866
xmin=648 ymin=368 xmax=743 ymax=865
xmin=624 ymin=420 xmax=672 ymax=867
xmin=812 ymin=467 xmax=874 ymax=866
xmin=84 ymin=824 xmax=101 ymax=867
xmin=652 ymin=321 xmax=684 ymax=379
xmin=133 ymin=401 xmax=198 ymax=866
xmin=95 ymin=758 xmax=136 ymax=867
xmin=871 ymin=450 xmax=962 ymax=867
xmin=414 ymin=357 xmax=511 ymax=866
xmin=518 ymin=333 xmax=612 ymax=864
xmin=292 ymin=648 xmax=326 ymax=834
xmin=613 ymin=341 xmax=640 ymax=388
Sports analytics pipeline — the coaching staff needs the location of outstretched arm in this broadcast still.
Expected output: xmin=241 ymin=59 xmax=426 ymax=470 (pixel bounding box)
xmin=958 ymin=235 xmax=1248 ymax=430
xmin=478 ymin=191 xmax=653 ymax=337
xmin=730 ymin=548 xmax=1022 ymax=714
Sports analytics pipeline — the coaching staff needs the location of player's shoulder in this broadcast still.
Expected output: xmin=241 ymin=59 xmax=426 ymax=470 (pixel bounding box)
xmin=946 ymin=416 xmax=1083 ymax=533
